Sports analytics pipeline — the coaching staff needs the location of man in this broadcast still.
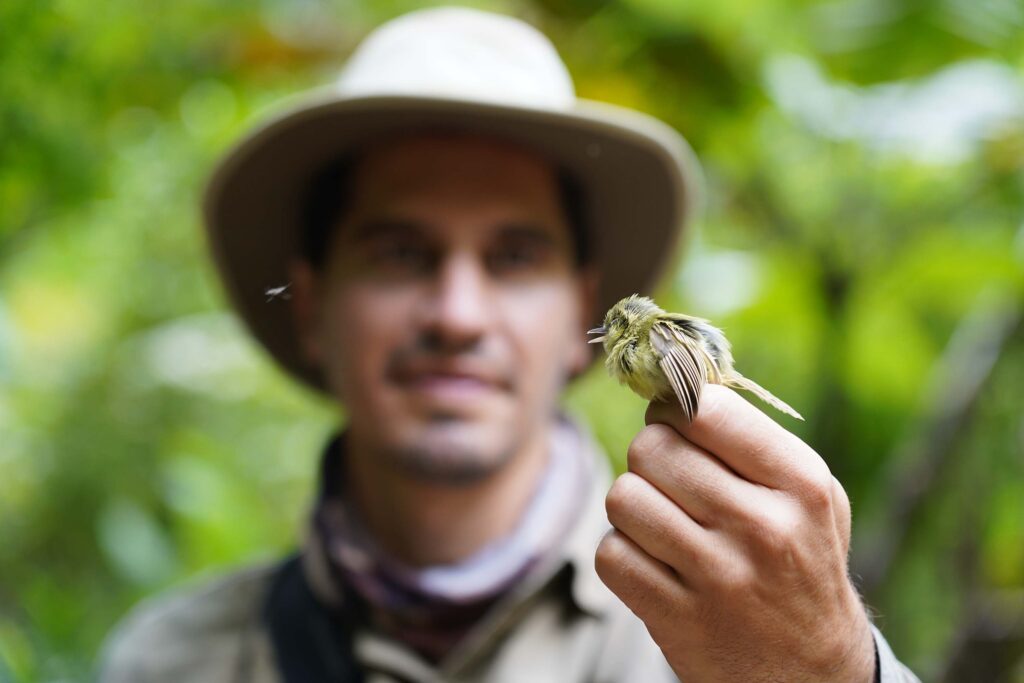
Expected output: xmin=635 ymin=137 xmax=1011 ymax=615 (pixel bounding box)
xmin=101 ymin=7 xmax=919 ymax=682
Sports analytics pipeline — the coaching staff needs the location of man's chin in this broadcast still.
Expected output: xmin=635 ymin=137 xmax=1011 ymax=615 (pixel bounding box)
xmin=384 ymin=419 xmax=520 ymax=485
xmin=402 ymin=388 xmax=506 ymax=421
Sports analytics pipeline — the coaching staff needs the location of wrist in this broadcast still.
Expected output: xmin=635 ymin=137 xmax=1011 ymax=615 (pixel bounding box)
xmin=833 ymin=602 xmax=877 ymax=683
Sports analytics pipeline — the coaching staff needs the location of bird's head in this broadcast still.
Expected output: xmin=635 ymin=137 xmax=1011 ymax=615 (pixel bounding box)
xmin=587 ymin=294 xmax=662 ymax=353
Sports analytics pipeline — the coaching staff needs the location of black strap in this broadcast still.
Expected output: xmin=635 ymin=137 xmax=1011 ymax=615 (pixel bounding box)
xmin=262 ymin=554 xmax=365 ymax=683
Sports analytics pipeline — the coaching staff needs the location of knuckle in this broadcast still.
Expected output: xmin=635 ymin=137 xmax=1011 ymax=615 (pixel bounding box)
xmin=625 ymin=423 xmax=673 ymax=472
xmin=594 ymin=530 xmax=629 ymax=578
xmin=693 ymin=385 xmax=733 ymax=428
xmin=605 ymin=473 xmax=639 ymax=525
xmin=796 ymin=467 xmax=835 ymax=512
xmin=595 ymin=534 xmax=677 ymax=624
xmin=711 ymin=561 xmax=754 ymax=593
xmin=748 ymin=509 xmax=802 ymax=557
xmin=830 ymin=475 xmax=850 ymax=512
xmin=831 ymin=476 xmax=853 ymax=549
xmin=832 ymin=477 xmax=852 ymax=520
xmin=721 ymin=487 xmax=765 ymax=526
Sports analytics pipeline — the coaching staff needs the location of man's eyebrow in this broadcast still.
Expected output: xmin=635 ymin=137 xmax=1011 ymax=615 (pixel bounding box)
xmin=340 ymin=217 xmax=568 ymax=248
xmin=494 ymin=222 xmax=565 ymax=246
xmin=343 ymin=217 xmax=431 ymax=243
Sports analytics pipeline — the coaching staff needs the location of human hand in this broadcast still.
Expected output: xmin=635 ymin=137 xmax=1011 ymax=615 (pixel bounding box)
xmin=595 ymin=385 xmax=876 ymax=683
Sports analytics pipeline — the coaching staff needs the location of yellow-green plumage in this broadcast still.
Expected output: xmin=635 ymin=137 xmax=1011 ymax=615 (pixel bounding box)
xmin=588 ymin=294 xmax=802 ymax=422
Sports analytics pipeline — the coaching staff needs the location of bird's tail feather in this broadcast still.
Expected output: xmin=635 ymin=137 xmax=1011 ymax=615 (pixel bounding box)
xmin=723 ymin=373 xmax=804 ymax=421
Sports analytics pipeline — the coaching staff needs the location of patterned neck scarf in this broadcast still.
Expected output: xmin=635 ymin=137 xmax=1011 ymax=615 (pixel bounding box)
xmin=308 ymin=416 xmax=594 ymax=662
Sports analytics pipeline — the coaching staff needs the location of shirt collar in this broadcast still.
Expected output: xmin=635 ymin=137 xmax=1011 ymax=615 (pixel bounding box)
xmin=300 ymin=417 xmax=619 ymax=618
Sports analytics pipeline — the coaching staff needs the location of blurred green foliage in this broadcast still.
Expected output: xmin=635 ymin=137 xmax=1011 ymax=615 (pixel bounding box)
xmin=1 ymin=0 xmax=1023 ymax=680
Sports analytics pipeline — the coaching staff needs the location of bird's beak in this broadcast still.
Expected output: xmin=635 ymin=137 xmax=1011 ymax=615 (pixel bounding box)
xmin=587 ymin=326 xmax=608 ymax=344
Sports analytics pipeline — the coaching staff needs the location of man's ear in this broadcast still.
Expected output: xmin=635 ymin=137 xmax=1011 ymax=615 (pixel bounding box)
xmin=567 ymin=266 xmax=600 ymax=379
xmin=287 ymin=259 xmax=323 ymax=367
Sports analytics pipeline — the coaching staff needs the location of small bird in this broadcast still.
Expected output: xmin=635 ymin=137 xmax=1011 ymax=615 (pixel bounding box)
xmin=588 ymin=294 xmax=802 ymax=422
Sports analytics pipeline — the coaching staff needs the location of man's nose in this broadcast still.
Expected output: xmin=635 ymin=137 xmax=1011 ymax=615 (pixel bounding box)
xmin=419 ymin=254 xmax=492 ymax=349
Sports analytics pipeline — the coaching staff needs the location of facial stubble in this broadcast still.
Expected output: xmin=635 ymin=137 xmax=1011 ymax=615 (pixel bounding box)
xmin=380 ymin=412 xmax=528 ymax=486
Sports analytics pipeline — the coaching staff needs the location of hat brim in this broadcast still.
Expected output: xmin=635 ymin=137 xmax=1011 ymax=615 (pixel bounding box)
xmin=203 ymin=91 xmax=702 ymax=393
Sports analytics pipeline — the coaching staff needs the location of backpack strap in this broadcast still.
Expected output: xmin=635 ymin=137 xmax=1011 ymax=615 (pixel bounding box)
xmin=262 ymin=554 xmax=365 ymax=682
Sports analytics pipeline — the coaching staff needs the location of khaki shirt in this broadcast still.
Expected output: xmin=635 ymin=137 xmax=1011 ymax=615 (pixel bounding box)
xmin=100 ymin=452 xmax=919 ymax=682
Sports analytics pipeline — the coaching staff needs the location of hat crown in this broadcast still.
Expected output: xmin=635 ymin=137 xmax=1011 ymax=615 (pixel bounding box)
xmin=336 ymin=7 xmax=576 ymax=110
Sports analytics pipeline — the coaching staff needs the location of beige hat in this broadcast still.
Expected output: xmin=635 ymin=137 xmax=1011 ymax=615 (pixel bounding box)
xmin=203 ymin=6 xmax=702 ymax=393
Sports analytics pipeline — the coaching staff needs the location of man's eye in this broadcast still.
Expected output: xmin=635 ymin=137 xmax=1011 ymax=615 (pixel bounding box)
xmin=371 ymin=243 xmax=433 ymax=271
xmin=488 ymin=244 xmax=543 ymax=272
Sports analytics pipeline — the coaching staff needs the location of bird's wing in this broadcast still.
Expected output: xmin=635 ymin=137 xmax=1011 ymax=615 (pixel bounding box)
xmin=658 ymin=315 xmax=804 ymax=421
xmin=650 ymin=322 xmax=708 ymax=422
xmin=661 ymin=314 xmax=725 ymax=382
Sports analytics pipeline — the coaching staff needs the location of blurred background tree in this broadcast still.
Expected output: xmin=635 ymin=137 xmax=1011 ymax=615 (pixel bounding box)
xmin=1 ymin=0 xmax=1022 ymax=680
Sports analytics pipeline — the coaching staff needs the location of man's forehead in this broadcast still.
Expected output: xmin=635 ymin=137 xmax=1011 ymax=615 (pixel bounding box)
xmin=323 ymin=130 xmax=579 ymax=257
xmin=352 ymin=131 xmax=561 ymax=201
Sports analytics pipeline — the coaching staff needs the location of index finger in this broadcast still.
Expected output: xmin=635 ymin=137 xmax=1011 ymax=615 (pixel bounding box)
xmin=645 ymin=385 xmax=829 ymax=492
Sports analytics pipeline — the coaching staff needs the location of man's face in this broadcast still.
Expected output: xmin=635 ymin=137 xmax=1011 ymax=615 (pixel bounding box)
xmin=294 ymin=133 xmax=593 ymax=483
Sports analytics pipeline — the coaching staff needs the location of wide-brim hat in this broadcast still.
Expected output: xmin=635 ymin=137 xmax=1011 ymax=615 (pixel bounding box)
xmin=203 ymin=6 xmax=703 ymax=393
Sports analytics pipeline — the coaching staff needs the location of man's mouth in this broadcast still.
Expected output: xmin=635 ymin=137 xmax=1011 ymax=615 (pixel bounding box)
xmin=390 ymin=360 xmax=510 ymax=403
xmin=404 ymin=373 xmax=492 ymax=400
